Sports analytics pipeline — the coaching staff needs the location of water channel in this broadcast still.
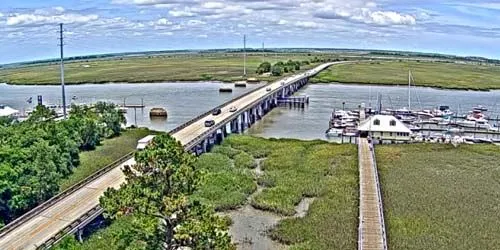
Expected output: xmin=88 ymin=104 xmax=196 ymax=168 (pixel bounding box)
xmin=0 ymin=82 xmax=262 ymax=132
xmin=2 ymin=82 xmax=500 ymax=139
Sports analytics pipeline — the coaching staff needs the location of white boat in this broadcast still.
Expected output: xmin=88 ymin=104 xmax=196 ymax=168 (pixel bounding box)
xmin=457 ymin=119 xmax=492 ymax=129
xmin=326 ymin=128 xmax=343 ymax=137
xmin=446 ymin=128 xmax=462 ymax=133
xmin=472 ymin=105 xmax=488 ymax=112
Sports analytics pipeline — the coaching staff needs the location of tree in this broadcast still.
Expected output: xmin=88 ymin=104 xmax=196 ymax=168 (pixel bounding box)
xmin=256 ymin=62 xmax=271 ymax=74
xmin=27 ymin=105 xmax=56 ymax=122
xmin=100 ymin=135 xmax=233 ymax=250
xmin=271 ymin=65 xmax=282 ymax=76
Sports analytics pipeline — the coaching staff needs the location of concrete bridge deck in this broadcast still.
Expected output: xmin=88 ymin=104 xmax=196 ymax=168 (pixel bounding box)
xmin=358 ymin=138 xmax=387 ymax=250
xmin=0 ymin=62 xmax=341 ymax=250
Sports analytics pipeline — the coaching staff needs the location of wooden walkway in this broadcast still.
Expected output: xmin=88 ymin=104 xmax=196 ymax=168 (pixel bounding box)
xmin=358 ymin=138 xmax=387 ymax=250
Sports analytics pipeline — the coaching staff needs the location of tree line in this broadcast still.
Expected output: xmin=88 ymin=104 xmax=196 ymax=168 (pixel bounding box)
xmin=56 ymin=134 xmax=234 ymax=249
xmin=0 ymin=102 xmax=125 ymax=227
xmin=256 ymin=57 xmax=345 ymax=76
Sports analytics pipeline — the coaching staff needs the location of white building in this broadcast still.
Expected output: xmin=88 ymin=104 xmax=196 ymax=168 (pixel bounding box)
xmin=358 ymin=115 xmax=412 ymax=142
xmin=0 ymin=105 xmax=19 ymax=118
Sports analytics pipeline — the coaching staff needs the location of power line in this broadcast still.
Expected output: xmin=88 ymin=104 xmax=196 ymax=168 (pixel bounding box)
xmin=59 ymin=23 xmax=67 ymax=118
xmin=243 ymin=34 xmax=247 ymax=76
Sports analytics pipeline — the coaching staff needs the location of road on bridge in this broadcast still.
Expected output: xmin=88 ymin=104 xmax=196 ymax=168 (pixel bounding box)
xmin=0 ymin=62 xmax=340 ymax=250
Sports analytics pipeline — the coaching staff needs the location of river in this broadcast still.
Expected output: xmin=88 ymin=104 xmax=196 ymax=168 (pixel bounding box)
xmin=3 ymin=82 xmax=500 ymax=140
xmin=0 ymin=82 xmax=262 ymax=131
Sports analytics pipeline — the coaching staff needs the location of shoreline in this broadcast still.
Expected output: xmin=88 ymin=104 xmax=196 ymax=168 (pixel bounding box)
xmin=310 ymin=79 xmax=494 ymax=92
xmin=4 ymin=78 xmax=496 ymax=92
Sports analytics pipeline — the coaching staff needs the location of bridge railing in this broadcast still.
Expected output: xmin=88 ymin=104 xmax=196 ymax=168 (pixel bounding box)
xmin=184 ymin=75 xmax=312 ymax=150
xmin=0 ymin=151 xmax=134 ymax=239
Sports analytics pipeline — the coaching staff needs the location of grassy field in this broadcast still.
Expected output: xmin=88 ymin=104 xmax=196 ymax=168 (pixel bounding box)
xmin=223 ymin=136 xmax=359 ymax=249
xmin=58 ymin=128 xmax=157 ymax=191
xmin=0 ymin=53 xmax=327 ymax=85
xmin=377 ymin=144 xmax=500 ymax=250
xmin=311 ymin=61 xmax=500 ymax=90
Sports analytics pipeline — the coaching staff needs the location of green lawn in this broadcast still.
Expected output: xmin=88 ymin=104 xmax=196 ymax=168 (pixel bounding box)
xmin=311 ymin=61 xmax=500 ymax=90
xmin=58 ymin=128 xmax=157 ymax=191
xmin=223 ymin=136 xmax=359 ymax=249
xmin=377 ymin=144 xmax=500 ymax=250
xmin=0 ymin=53 xmax=326 ymax=85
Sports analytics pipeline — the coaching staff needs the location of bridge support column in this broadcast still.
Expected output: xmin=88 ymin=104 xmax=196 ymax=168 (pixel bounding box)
xmin=202 ymin=139 xmax=208 ymax=153
xmin=77 ymin=229 xmax=83 ymax=243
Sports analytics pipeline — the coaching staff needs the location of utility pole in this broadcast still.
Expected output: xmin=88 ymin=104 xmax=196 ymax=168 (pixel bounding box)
xmin=59 ymin=23 xmax=67 ymax=119
xmin=243 ymin=34 xmax=247 ymax=76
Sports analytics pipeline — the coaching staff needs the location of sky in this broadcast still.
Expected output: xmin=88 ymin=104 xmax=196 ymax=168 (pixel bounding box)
xmin=1 ymin=0 xmax=500 ymax=64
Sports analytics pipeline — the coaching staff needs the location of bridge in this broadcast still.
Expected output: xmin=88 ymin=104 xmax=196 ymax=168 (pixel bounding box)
xmin=0 ymin=62 xmax=342 ymax=250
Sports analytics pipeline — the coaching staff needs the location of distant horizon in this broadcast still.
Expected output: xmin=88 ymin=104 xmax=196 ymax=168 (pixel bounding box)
xmin=3 ymin=0 xmax=500 ymax=65
xmin=2 ymin=46 xmax=499 ymax=67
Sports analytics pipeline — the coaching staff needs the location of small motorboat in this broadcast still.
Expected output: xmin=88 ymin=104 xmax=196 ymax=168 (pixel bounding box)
xmin=326 ymin=128 xmax=343 ymax=137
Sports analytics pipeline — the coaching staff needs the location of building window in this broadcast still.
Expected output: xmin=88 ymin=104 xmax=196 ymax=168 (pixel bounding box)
xmin=381 ymin=132 xmax=384 ymax=136
xmin=374 ymin=119 xmax=380 ymax=126
xmin=390 ymin=132 xmax=393 ymax=136
xmin=390 ymin=120 xmax=396 ymax=126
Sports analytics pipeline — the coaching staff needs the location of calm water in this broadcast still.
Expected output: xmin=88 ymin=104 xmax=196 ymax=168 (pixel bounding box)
xmin=3 ymin=82 xmax=500 ymax=139
xmin=247 ymin=83 xmax=500 ymax=141
xmin=0 ymin=82 xmax=262 ymax=132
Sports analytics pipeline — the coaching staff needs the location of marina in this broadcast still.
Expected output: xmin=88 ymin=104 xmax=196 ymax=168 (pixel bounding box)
xmin=246 ymin=83 xmax=500 ymax=144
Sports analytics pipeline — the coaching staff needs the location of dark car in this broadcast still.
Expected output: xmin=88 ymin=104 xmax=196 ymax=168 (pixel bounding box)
xmin=212 ymin=108 xmax=222 ymax=115
xmin=266 ymin=87 xmax=272 ymax=92
xmin=204 ymin=120 xmax=215 ymax=127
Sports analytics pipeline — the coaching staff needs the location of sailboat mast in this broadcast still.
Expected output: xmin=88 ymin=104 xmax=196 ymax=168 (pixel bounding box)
xmin=408 ymin=70 xmax=411 ymax=110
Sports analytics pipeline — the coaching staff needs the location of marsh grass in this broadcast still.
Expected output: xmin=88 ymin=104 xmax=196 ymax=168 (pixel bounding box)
xmin=223 ymin=136 xmax=359 ymax=249
xmin=193 ymin=153 xmax=256 ymax=211
xmin=377 ymin=144 xmax=500 ymax=250
xmin=311 ymin=61 xmax=500 ymax=90
xmin=0 ymin=53 xmax=321 ymax=85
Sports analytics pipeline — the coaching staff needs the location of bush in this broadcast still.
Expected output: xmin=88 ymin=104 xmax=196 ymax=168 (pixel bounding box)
xmin=234 ymin=152 xmax=256 ymax=169
xmin=211 ymin=146 xmax=241 ymax=159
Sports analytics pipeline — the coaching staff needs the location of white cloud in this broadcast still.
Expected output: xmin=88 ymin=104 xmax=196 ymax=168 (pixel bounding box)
xmin=197 ymin=34 xmax=208 ymax=38
xmin=315 ymin=7 xmax=416 ymax=26
xmin=169 ymin=9 xmax=195 ymax=17
xmin=53 ymin=7 xmax=65 ymax=13
xmin=160 ymin=31 xmax=173 ymax=35
xmin=6 ymin=13 xmax=99 ymax=26
xmin=295 ymin=21 xmax=324 ymax=29
xmin=201 ymin=2 xmax=225 ymax=9
xmin=278 ymin=19 xmax=288 ymax=25
xmin=156 ymin=18 xmax=172 ymax=25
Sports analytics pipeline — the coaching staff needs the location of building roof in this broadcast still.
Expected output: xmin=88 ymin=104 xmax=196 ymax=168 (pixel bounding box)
xmin=0 ymin=105 xmax=19 ymax=117
xmin=358 ymin=115 xmax=411 ymax=134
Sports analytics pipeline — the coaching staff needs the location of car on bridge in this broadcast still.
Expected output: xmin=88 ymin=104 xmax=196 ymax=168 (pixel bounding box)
xmin=204 ymin=119 xmax=215 ymax=127
xmin=229 ymin=106 xmax=237 ymax=112
xmin=266 ymin=87 xmax=272 ymax=92
xmin=212 ymin=108 xmax=222 ymax=115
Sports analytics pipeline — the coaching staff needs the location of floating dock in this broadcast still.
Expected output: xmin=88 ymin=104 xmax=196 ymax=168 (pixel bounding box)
xmin=277 ymin=95 xmax=309 ymax=108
